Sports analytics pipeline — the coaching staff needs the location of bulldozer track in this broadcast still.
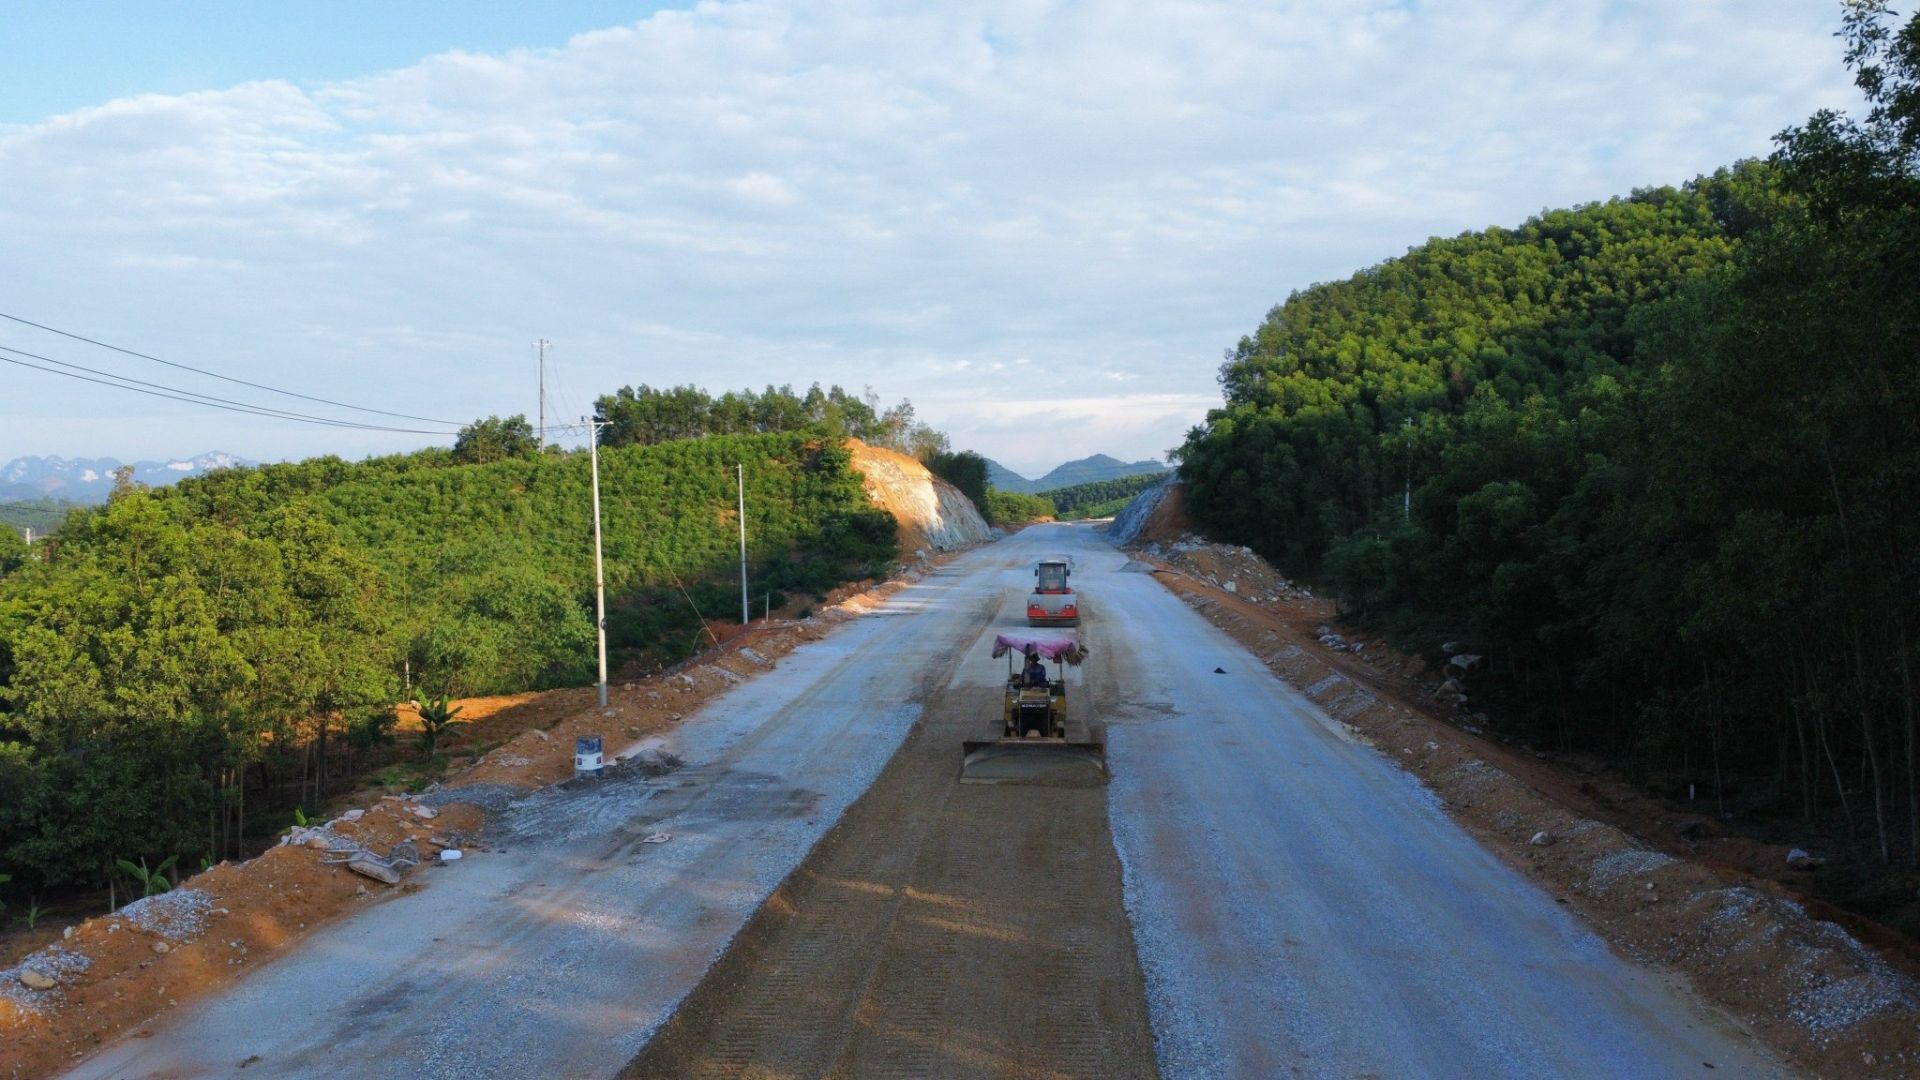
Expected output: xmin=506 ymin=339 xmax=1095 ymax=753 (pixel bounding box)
xmin=624 ymin=593 xmax=1157 ymax=1080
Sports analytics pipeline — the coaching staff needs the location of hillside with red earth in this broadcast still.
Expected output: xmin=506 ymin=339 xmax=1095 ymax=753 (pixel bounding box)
xmin=845 ymin=439 xmax=991 ymax=553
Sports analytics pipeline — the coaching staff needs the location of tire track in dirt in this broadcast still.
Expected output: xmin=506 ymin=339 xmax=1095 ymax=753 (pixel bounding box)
xmin=624 ymin=569 xmax=1156 ymax=1080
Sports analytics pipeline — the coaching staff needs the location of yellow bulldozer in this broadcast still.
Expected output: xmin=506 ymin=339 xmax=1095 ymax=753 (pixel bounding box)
xmin=959 ymin=633 xmax=1106 ymax=784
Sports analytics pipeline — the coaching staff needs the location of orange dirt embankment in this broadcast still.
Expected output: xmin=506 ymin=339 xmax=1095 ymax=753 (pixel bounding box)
xmin=0 ymin=537 xmax=986 ymax=1080
xmin=846 ymin=439 xmax=991 ymax=553
xmin=1127 ymin=528 xmax=1920 ymax=1078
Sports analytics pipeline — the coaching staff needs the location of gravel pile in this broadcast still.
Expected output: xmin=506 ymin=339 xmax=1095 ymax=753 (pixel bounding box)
xmin=1789 ymin=972 xmax=1912 ymax=1033
xmin=1683 ymin=881 xmax=1920 ymax=1037
xmin=1439 ymin=758 xmax=1504 ymax=798
xmin=119 ymin=889 xmax=213 ymax=941
xmin=1777 ymin=901 xmax=1919 ymax=1035
xmin=1704 ymin=885 xmax=1769 ymax=936
xmin=618 ymin=747 xmax=685 ymax=778
xmin=280 ymin=824 xmax=353 ymax=849
xmin=1136 ymin=535 xmax=1309 ymax=604
xmin=2 ymin=945 xmax=93 ymax=1011
xmin=1586 ymin=848 xmax=1676 ymax=891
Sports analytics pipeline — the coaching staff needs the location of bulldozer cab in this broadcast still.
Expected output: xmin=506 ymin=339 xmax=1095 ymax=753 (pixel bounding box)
xmin=1007 ymin=649 xmax=1065 ymax=737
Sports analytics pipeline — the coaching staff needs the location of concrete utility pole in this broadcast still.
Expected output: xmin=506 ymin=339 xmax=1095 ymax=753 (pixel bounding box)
xmin=737 ymin=464 xmax=750 ymax=625
xmin=588 ymin=417 xmax=610 ymax=707
xmin=536 ymin=339 xmax=550 ymax=448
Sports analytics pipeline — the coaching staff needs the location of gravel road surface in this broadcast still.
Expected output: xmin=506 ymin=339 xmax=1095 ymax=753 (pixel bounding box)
xmin=1068 ymin=524 xmax=1787 ymax=1078
xmin=64 ymin=559 xmax=1004 ymax=1080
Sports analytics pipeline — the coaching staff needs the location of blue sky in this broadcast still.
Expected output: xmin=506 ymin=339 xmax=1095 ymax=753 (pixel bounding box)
xmin=0 ymin=3 xmax=675 ymax=122
xmin=0 ymin=1 xmax=1863 ymax=476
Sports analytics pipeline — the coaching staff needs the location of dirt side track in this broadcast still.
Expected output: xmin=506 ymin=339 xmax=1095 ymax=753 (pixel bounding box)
xmin=624 ymin=589 xmax=1156 ymax=1079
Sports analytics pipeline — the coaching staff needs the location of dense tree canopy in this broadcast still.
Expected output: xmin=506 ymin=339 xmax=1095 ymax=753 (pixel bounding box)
xmin=983 ymin=489 xmax=1054 ymax=527
xmin=452 ymin=414 xmax=540 ymax=464
xmin=1038 ymin=473 xmax=1165 ymax=519
xmin=598 ymin=383 xmax=875 ymax=447
xmin=1176 ymin=6 xmax=1920 ymax=893
xmin=591 ymin=382 xmax=959 ymax=472
xmin=0 ymin=426 xmax=898 ymax=894
xmin=0 ymin=526 xmax=26 ymax=577
xmin=928 ymin=450 xmax=989 ymax=513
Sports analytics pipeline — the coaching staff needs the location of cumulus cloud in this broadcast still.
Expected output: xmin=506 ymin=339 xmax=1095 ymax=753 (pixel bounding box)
xmin=0 ymin=0 xmax=1860 ymax=465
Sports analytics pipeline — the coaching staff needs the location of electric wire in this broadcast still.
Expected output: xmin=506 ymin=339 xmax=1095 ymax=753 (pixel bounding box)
xmin=547 ymin=342 xmax=582 ymax=435
xmin=0 ymin=348 xmax=455 ymax=434
xmin=0 ymin=343 xmax=451 ymax=434
xmin=0 ymin=310 xmax=465 ymax=428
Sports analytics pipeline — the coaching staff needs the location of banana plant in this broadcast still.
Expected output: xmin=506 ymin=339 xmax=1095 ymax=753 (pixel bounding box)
xmin=115 ymin=855 xmax=178 ymax=899
xmin=412 ymin=695 xmax=467 ymax=757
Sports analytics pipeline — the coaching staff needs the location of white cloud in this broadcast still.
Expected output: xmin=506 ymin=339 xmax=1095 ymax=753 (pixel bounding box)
xmin=0 ymin=0 xmax=1862 ymax=467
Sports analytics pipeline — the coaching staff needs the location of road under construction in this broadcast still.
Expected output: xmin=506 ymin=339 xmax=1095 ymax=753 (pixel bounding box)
xmin=65 ymin=524 xmax=1782 ymax=1079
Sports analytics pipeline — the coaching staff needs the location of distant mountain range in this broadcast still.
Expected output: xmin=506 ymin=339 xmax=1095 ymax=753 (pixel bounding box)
xmin=0 ymin=452 xmax=251 ymax=503
xmin=983 ymin=453 xmax=1169 ymax=494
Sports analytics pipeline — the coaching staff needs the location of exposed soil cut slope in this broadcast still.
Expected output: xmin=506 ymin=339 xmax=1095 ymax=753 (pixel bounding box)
xmin=847 ymin=439 xmax=991 ymax=553
xmin=1107 ymin=476 xmax=1187 ymax=546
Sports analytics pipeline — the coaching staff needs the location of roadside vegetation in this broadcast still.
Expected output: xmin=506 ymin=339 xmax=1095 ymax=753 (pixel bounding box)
xmin=983 ymin=489 xmax=1055 ymax=527
xmin=1176 ymin=6 xmax=1920 ymax=905
xmin=1037 ymin=473 xmax=1165 ymax=520
xmin=0 ymin=382 xmax=952 ymax=903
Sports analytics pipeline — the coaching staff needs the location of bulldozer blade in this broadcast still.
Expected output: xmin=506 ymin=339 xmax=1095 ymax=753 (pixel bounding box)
xmin=959 ymin=739 xmax=1108 ymax=786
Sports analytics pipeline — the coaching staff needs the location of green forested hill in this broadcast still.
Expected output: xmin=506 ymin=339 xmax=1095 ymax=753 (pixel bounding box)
xmin=0 ymin=432 xmax=893 ymax=890
xmin=0 ymin=498 xmax=82 ymax=537
xmin=1177 ymin=5 xmax=1920 ymax=886
xmin=1181 ymin=172 xmax=1765 ymax=571
xmin=1038 ymin=472 xmax=1166 ymax=519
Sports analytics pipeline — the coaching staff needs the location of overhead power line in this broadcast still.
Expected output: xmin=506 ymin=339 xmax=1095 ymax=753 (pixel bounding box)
xmin=0 ymin=348 xmax=455 ymax=435
xmin=0 ymin=310 xmax=465 ymax=428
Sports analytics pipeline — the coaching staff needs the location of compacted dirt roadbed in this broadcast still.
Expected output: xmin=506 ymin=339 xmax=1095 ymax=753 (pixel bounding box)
xmin=626 ymin=577 xmax=1154 ymax=1079
xmin=627 ymin=525 xmax=1786 ymax=1079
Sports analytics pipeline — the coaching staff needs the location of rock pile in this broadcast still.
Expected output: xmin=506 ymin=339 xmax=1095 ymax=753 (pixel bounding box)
xmin=118 ymin=889 xmax=214 ymax=941
xmin=2 ymin=946 xmax=91 ymax=1008
xmin=1136 ymin=535 xmax=1311 ymax=605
